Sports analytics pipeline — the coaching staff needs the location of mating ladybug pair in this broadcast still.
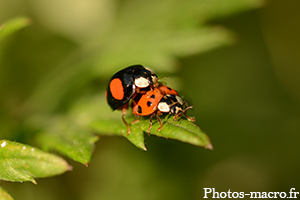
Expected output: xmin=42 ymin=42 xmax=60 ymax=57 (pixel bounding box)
xmin=106 ymin=64 xmax=194 ymax=134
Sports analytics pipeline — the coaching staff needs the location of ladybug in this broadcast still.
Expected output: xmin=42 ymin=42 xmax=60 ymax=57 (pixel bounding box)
xmin=132 ymin=85 xmax=194 ymax=132
xmin=106 ymin=65 xmax=158 ymax=133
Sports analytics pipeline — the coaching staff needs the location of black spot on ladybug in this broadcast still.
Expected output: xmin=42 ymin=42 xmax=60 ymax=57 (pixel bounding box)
xmin=167 ymin=87 xmax=172 ymax=91
xmin=150 ymin=95 xmax=155 ymax=99
xmin=138 ymin=106 xmax=142 ymax=114
xmin=147 ymin=101 xmax=152 ymax=107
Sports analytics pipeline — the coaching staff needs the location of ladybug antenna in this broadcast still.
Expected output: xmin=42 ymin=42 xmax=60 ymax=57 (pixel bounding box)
xmin=156 ymin=77 xmax=169 ymax=88
xmin=158 ymin=76 xmax=169 ymax=81
xmin=157 ymin=77 xmax=169 ymax=85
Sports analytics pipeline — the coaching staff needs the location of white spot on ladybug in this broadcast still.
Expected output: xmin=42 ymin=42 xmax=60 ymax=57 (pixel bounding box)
xmin=1 ymin=141 xmax=7 ymax=147
xmin=135 ymin=77 xmax=149 ymax=88
xmin=158 ymin=102 xmax=170 ymax=112
xmin=175 ymin=95 xmax=184 ymax=105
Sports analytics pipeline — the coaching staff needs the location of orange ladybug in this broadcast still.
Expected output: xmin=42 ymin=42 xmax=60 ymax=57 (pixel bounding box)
xmin=132 ymin=85 xmax=194 ymax=132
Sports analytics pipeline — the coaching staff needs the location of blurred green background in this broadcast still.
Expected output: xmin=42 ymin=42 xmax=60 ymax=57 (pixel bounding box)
xmin=1 ymin=0 xmax=300 ymax=199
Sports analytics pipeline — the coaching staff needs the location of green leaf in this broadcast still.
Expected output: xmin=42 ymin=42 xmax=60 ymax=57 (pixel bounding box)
xmin=0 ymin=186 xmax=14 ymax=200
xmin=91 ymin=0 xmax=264 ymax=76
xmin=34 ymin=118 xmax=99 ymax=165
xmin=93 ymin=27 xmax=233 ymax=78
xmin=147 ymin=115 xmax=213 ymax=149
xmin=91 ymin=115 xmax=212 ymax=150
xmin=91 ymin=118 xmax=146 ymax=151
xmin=0 ymin=16 xmax=31 ymax=42
xmin=0 ymin=140 xmax=71 ymax=184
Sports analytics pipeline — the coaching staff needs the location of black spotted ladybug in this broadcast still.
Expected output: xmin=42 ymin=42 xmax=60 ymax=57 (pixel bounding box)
xmin=132 ymin=85 xmax=194 ymax=132
xmin=106 ymin=64 xmax=158 ymax=133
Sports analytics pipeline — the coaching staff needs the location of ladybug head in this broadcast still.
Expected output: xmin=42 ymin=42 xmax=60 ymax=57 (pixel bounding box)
xmin=169 ymin=95 xmax=184 ymax=115
xmin=133 ymin=67 xmax=158 ymax=88
xmin=170 ymin=103 xmax=184 ymax=116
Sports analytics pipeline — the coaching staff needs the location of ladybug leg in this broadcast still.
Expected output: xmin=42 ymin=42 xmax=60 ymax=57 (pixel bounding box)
xmin=156 ymin=112 xmax=163 ymax=132
xmin=147 ymin=114 xmax=154 ymax=133
xmin=173 ymin=115 xmax=178 ymax=121
xmin=121 ymin=107 xmax=131 ymax=134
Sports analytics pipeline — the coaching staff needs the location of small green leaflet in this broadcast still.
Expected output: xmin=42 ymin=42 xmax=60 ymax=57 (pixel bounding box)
xmin=0 ymin=140 xmax=72 ymax=184
xmin=32 ymin=116 xmax=99 ymax=166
